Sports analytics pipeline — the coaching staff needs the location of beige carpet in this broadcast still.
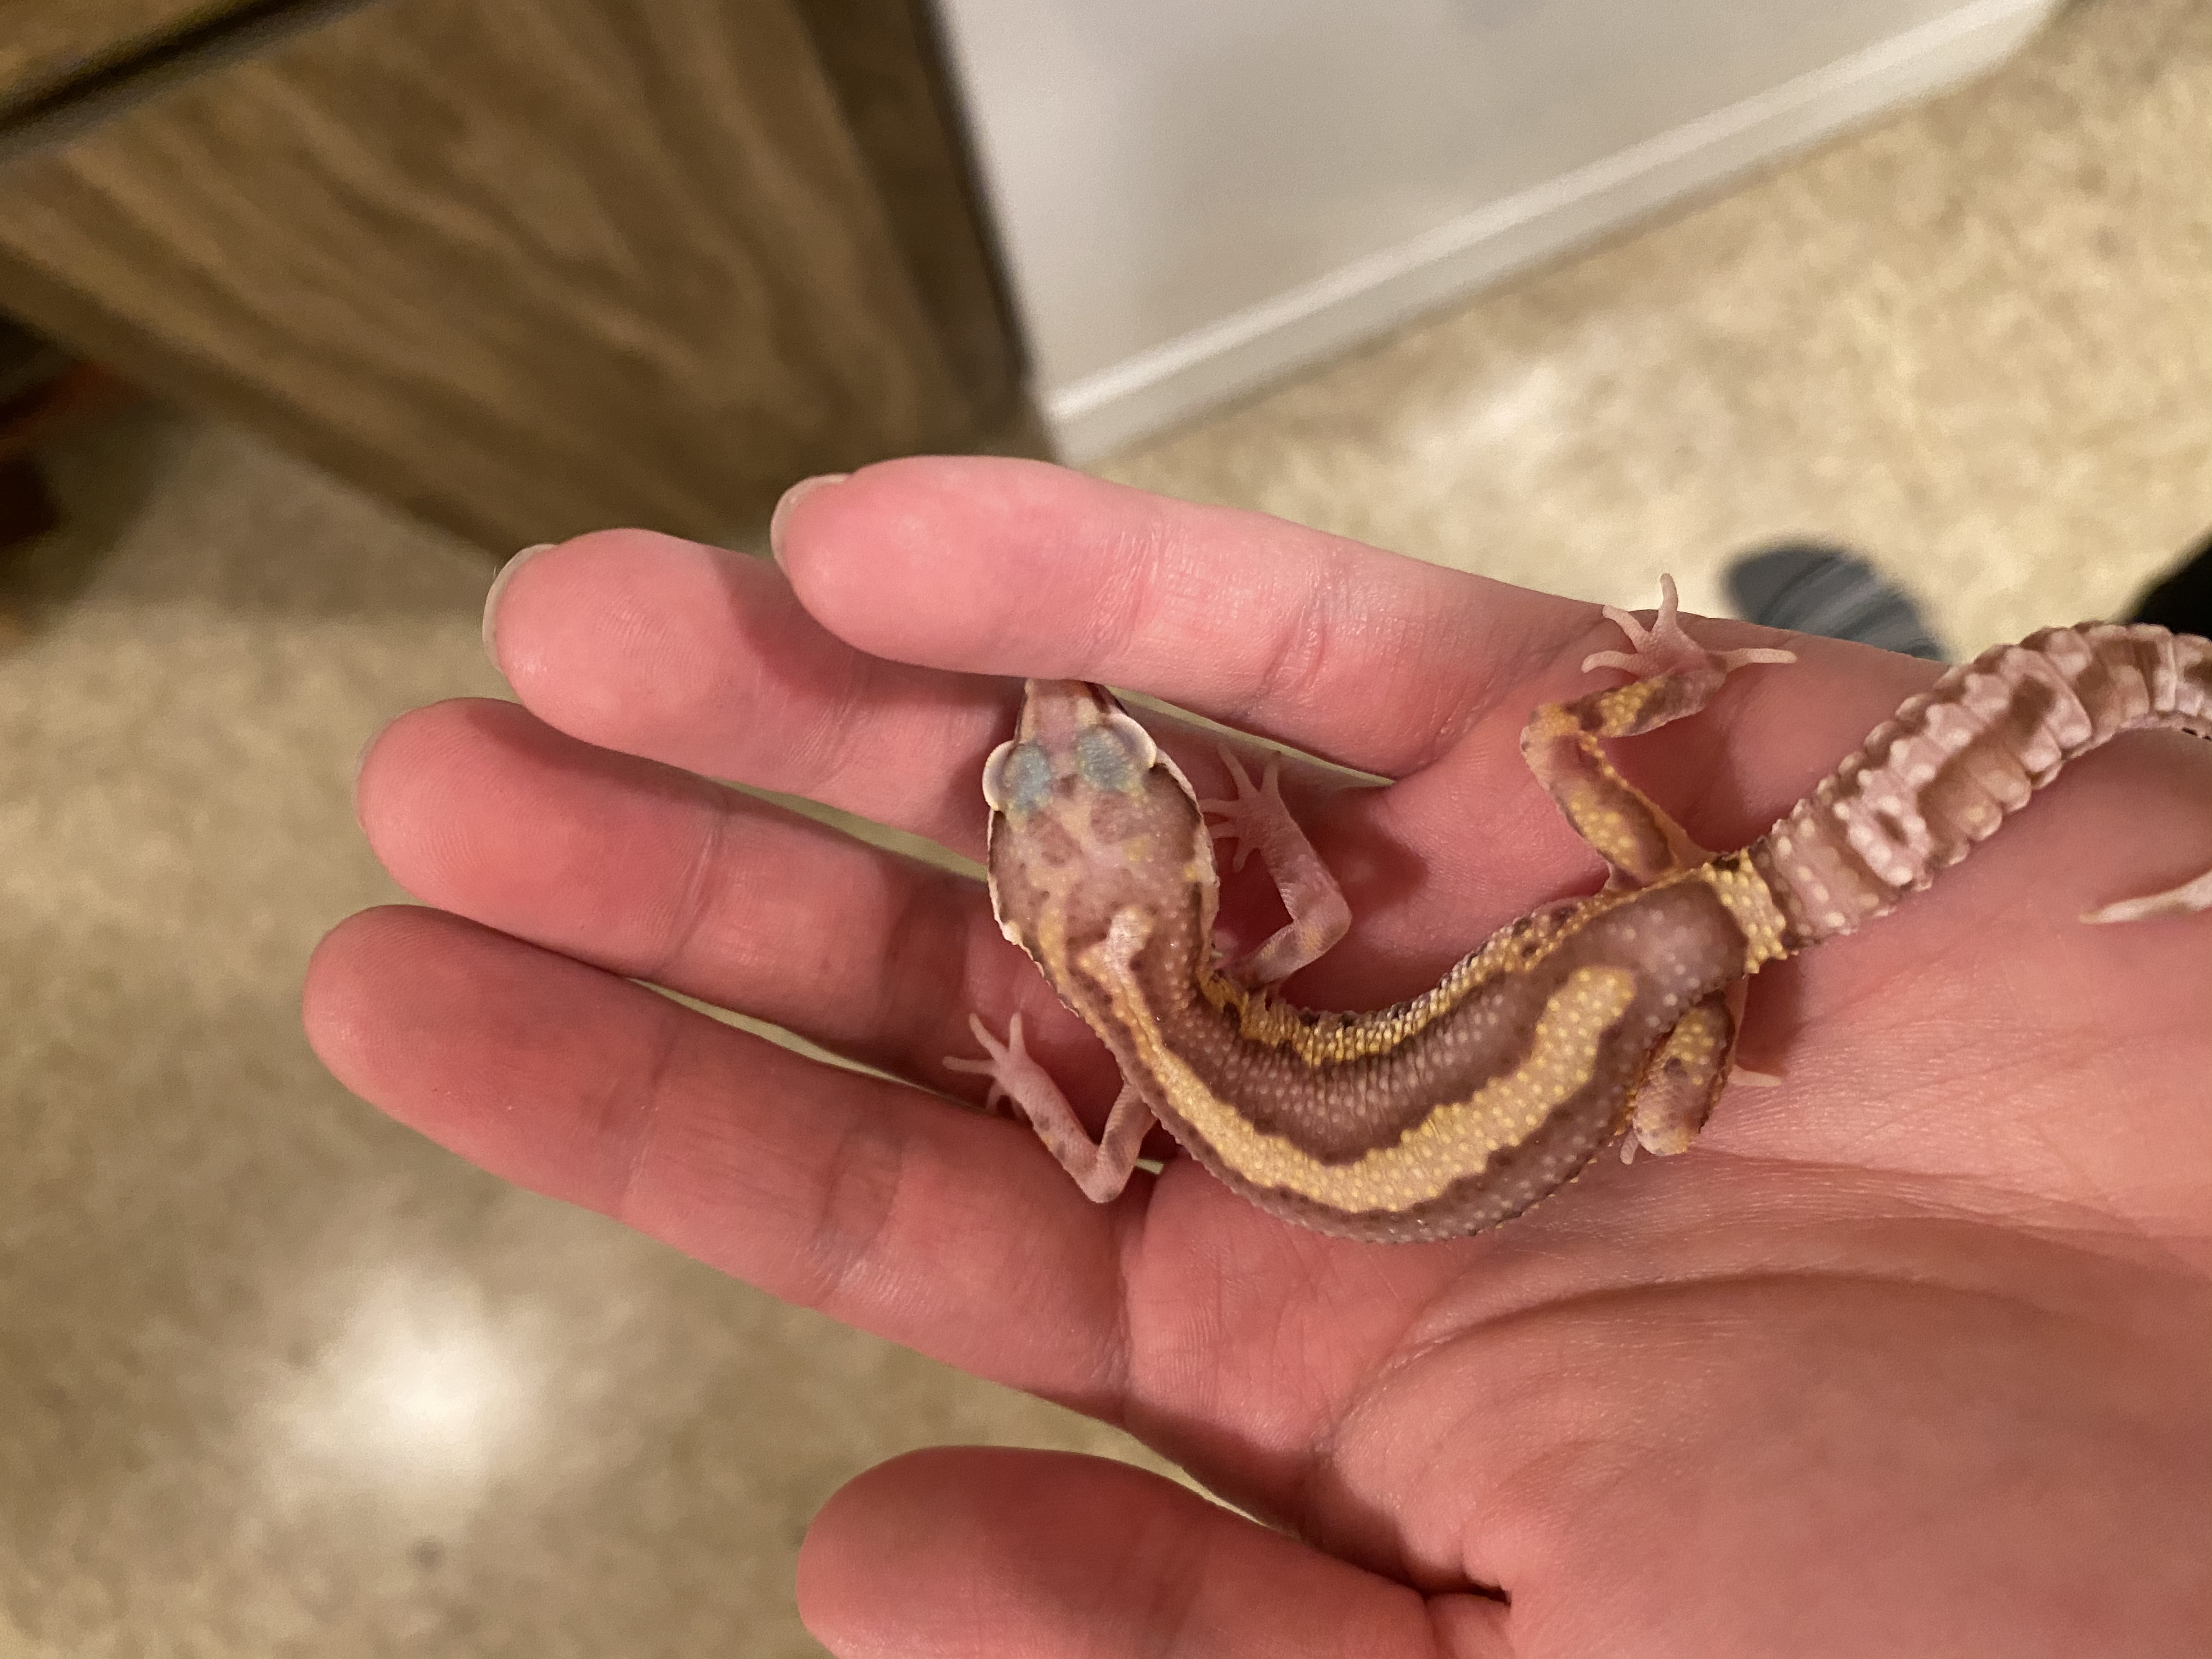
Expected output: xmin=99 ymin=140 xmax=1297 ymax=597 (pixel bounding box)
xmin=4 ymin=0 xmax=2209 ymax=1652
xmin=1097 ymin=0 xmax=2212 ymax=652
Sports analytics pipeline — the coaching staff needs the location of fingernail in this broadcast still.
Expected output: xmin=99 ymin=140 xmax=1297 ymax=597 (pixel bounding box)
xmin=482 ymin=541 xmax=556 ymax=667
xmin=768 ymin=473 xmax=847 ymax=569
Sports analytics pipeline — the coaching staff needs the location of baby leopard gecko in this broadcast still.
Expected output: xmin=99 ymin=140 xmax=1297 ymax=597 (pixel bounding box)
xmin=950 ymin=580 xmax=2212 ymax=1243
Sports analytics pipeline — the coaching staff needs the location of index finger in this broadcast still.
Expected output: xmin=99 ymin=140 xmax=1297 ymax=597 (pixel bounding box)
xmin=774 ymin=455 xmax=1597 ymax=777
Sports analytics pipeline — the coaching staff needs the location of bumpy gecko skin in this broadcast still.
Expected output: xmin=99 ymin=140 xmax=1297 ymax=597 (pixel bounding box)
xmin=955 ymin=584 xmax=2212 ymax=1243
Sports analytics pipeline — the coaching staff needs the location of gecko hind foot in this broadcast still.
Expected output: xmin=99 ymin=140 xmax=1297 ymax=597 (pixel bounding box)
xmin=1584 ymin=574 xmax=1797 ymax=681
xmin=2081 ymin=864 xmax=2212 ymax=924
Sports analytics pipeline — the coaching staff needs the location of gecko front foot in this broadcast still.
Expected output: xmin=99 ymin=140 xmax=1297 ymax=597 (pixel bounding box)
xmin=946 ymin=1012 xmax=1155 ymax=1203
xmin=944 ymin=1009 xmax=1035 ymax=1116
xmin=1195 ymin=745 xmax=1282 ymax=873
xmin=1197 ymin=746 xmax=1352 ymax=987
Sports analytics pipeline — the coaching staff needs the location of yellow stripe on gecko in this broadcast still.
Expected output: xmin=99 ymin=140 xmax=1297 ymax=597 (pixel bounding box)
xmin=960 ymin=588 xmax=2212 ymax=1240
xmin=1085 ymin=906 xmax=1639 ymax=1213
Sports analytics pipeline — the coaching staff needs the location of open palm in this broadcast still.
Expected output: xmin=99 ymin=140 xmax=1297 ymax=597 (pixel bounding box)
xmin=306 ymin=458 xmax=2212 ymax=1658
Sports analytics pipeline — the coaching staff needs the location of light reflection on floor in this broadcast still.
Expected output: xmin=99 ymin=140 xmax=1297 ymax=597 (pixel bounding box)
xmin=262 ymin=1268 xmax=542 ymax=1529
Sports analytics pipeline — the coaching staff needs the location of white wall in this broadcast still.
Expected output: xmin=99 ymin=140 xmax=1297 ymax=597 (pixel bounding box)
xmin=932 ymin=0 xmax=2058 ymax=458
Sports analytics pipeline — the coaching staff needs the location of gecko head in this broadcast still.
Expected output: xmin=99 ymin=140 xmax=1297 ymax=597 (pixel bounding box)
xmin=981 ymin=679 xmax=1159 ymax=823
xmin=979 ymin=680 xmax=1214 ymax=970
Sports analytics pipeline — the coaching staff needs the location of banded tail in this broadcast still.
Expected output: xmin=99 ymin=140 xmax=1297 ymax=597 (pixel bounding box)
xmin=1747 ymin=623 xmax=2212 ymax=949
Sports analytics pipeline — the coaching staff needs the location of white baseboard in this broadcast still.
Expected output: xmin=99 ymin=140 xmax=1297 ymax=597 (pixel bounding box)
xmin=1045 ymin=0 xmax=2057 ymax=462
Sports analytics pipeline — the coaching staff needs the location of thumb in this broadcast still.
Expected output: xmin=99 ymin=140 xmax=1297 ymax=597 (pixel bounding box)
xmin=796 ymin=1446 xmax=1508 ymax=1658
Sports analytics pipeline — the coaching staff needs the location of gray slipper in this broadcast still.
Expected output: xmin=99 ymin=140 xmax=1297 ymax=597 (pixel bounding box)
xmin=1726 ymin=541 xmax=1947 ymax=661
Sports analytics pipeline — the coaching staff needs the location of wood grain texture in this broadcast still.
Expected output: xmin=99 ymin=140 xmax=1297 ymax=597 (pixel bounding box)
xmin=0 ymin=0 xmax=1010 ymax=549
xmin=0 ymin=0 xmax=244 ymax=104
xmin=792 ymin=0 xmax=1024 ymax=423
xmin=0 ymin=2 xmax=385 ymax=169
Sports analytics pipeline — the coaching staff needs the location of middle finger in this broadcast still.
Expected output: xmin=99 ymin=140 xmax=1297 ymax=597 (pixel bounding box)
xmin=357 ymin=695 xmax=1120 ymax=1102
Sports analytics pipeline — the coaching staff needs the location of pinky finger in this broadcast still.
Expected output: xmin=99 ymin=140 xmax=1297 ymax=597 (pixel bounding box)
xmin=796 ymin=1447 xmax=1510 ymax=1659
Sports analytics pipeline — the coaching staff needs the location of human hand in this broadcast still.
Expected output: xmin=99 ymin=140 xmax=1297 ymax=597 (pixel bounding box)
xmin=306 ymin=458 xmax=2212 ymax=1657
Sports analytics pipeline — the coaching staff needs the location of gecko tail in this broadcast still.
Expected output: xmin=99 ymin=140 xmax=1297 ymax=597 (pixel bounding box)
xmin=1747 ymin=621 xmax=2212 ymax=949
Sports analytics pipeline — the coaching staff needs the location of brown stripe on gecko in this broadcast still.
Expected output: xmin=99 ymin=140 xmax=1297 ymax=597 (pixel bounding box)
xmin=2185 ymin=644 xmax=2212 ymax=704
xmin=1912 ymin=674 xmax=2058 ymax=848
xmin=2097 ymin=627 xmax=2167 ymax=726
xmin=1520 ymin=702 xmax=1684 ymax=887
xmin=1117 ymin=869 xmax=1781 ymax=1242
xmin=1745 ymin=779 xmax=1905 ymax=949
xmin=968 ymin=608 xmax=2209 ymax=1245
xmin=1193 ymin=898 xmax=1589 ymax=1067
xmin=2063 ymin=625 xmax=2159 ymax=740
xmin=1214 ymin=1071 xmax=1633 ymax=1243
xmin=2059 ymin=629 xmax=2120 ymax=737
xmin=1100 ymin=874 xmax=1763 ymax=1172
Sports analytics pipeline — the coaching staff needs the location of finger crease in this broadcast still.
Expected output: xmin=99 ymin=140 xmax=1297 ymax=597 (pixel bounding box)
xmin=648 ymin=788 xmax=735 ymax=984
xmin=611 ymin=996 xmax=689 ymax=1228
xmin=795 ymin=1109 xmax=910 ymax=1319
xmin=1243 ymin=572 xmax=1336 ymax=728
xmin=1092 ymin=528 xmax=1163 ymax=665
xmin=782 ymin=653 xmax=879 ymax=799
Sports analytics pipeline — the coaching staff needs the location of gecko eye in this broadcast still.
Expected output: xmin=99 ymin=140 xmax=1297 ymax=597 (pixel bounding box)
xmin=1074 ymin=710 xmax=1159 ymax=794
xmin=981 ymin=739 xmax=1054 ymax=816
